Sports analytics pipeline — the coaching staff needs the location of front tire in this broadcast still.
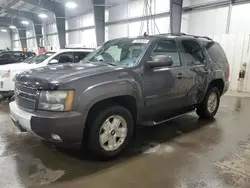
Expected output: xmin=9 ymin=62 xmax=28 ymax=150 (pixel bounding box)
xmin=196 ymin=87 xmax=220 ymax=119
xmin=88 ymin=105 xmax=134 ymax=158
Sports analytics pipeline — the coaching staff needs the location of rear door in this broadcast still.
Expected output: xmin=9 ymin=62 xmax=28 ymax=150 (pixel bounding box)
xmin=179 ymin=39 xmax=208 ymax=106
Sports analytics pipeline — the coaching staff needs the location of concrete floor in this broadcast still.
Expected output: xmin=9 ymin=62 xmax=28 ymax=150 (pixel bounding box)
xmin=1 ymin=96 xmax=250 ymax=188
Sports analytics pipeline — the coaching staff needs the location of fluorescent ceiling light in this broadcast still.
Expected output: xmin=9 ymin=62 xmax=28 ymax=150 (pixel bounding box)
xmin=39 ymin=13 xmax=48 ymax=19
xmin=21 ymin=20 xmax=29 ymax=25
xmin=66 ymin=2 xmax=77 ymax=9
xmin=1 ymin=29 xmax=7 ymax=32
xmin=9 ymin=25 xmax=16 ymax=29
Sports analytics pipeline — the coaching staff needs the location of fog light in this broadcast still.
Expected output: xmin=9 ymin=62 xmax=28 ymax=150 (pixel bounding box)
xmin=51 ymin=134 xmax=62 ymax=141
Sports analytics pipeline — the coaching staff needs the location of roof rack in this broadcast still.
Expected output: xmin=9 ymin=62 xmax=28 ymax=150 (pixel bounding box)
xmin=181 ymin=33 xmax=213 ymax=40
xmin=155 ymin=33 xmax=213 ymax=40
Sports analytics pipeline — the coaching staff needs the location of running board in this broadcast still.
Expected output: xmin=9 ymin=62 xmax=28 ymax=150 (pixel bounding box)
xmin=141 ymin=110 xmax=195 ymax=126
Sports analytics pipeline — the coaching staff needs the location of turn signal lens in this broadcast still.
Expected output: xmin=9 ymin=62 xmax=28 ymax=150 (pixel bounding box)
xmin=7 ymin=71 xmax=10 ymax=79
xmin=65 ymin=90 xmax=74 ymax=111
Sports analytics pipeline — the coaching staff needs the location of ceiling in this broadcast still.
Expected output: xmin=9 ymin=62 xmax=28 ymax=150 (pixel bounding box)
xmin=0 ymin=0 xmax=133 ymax=25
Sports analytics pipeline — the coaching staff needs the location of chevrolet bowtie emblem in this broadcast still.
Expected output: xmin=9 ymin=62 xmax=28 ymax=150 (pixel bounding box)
xmin=15 ymin=88 xmax=21 ymax=96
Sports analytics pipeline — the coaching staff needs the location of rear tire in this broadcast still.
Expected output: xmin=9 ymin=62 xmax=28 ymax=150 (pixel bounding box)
xmin=196 ymin=87 xmax=220 ymax=119
xmin=87 ymin=105 xmax=134 ymax=158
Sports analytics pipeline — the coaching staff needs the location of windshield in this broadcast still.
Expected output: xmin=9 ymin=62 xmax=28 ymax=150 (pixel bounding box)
xmin=29 ymin=52 xmax=55 ymax=64
xmin=83 ymin=38 xmax=149 ymax=67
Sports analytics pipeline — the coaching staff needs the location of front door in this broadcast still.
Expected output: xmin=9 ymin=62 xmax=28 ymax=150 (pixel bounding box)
xmin=141 ymin=39 xmax=187 ymax=119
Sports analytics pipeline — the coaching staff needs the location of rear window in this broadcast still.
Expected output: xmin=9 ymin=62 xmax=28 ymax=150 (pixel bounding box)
xmin=202 ymin=41 xmax=227 ymax=64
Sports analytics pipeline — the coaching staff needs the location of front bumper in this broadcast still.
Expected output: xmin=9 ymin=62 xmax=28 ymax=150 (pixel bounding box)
xmin=222 ymin=80 xmax=230 ymax=95
xmin=0 ymin=78 xmax=14 ymax=98
xmin=9 ymin=101 xmax=86 ymax=148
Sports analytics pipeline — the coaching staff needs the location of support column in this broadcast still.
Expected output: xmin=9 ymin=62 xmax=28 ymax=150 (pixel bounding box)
xmin=22 ymin=0 xmax=66 ymax=49
xmin=34 ymin=25 xmax=43 ymax=47
xmin=170 ymin=0 xmax=183 ymax=34
xmin=56 ymin=17 xmax=66 ymax=49
xmin=18 ymin=29 xmax=27 ymax=50
xmin=92 ymin=0 xmax=105 ymax=46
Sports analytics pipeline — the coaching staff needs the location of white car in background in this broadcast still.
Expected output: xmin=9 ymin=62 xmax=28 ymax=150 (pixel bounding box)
xmin=0 ymin=48 xmax=93 ymax=100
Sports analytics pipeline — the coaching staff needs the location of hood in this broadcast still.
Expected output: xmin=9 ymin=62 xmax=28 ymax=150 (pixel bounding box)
xmin=0 ymin=62 xmax=38 ymax=71
xmin=15 ymin=62 xmax=116 ymax=89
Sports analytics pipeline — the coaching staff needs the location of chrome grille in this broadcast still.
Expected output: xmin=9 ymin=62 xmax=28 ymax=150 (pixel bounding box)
xmin=15 ymin=84 xmax=37 ymax=111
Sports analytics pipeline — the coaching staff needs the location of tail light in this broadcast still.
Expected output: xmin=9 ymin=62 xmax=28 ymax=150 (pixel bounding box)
xmin=226 ymin=64 xmax=230 ymax=81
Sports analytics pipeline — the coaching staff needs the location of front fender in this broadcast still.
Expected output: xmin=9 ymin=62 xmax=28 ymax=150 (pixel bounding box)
xmin=76 ymin=79 xmax=144 ymax=111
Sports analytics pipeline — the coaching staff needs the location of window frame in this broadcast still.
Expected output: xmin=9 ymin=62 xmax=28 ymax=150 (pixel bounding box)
xmin=180 ymin=39 xmax=206 ymax=66
xmin=149 ymin=39 xmax=182 ymax=68
xmin=55 ymin=52 xmax=74 ymax=63
xmin=73 ymin=51 xmax=88 ymax=63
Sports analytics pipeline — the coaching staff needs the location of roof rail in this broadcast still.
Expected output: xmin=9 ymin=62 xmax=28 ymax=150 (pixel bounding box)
xmin=155 ymin=33 xmax=212 ymax=40
xmin=180 ymin=33 xmax=213 ymax=40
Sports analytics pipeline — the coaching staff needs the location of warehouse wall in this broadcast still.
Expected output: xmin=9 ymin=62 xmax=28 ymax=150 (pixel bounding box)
xmin=0 ymin=27 xmax=11 ymax=50
xmin=44 ymin=23 xmax=60 ymax=50
xmin=26 ymin=29 xmax=38 ymax=53
xmin=12 ymin=31 xmax=22 ymax=51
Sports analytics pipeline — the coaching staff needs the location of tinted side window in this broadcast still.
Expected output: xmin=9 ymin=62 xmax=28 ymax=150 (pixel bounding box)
xmin=1 ymin=53 xmax=11 ymax=58
xmin=14 ymin=52 xmax=25 ymax=57
xmin=74 ymin=52 xmax=88 ymax=63
xmin=182 ymin=40 xmax=204 ymax=66
xmin=202 ymin=41 xmax=227 ymax=64
xmin=57 ymin=52 xmax=74 ymax=63
xmin=151 ymin=40 xmax=181 ymax=67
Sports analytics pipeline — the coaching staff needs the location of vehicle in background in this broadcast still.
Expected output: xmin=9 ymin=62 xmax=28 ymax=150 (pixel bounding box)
xmin=0 ymin=49 xmax=93 ymax=101
xmin=9 ymin=35 xmax=229 ymax=158
xmin=0 ymin=51 xmax=36 ymax=65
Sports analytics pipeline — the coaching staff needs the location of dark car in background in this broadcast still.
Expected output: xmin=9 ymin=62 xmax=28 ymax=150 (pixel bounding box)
xmin=0 ymin=51 xmax=36 ymax=65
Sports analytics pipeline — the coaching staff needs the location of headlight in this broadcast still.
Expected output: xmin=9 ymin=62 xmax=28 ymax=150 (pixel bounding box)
xmin=38 ymin=90 xmax=74 ymax=111
xmin=0 ymin=70 xmax=10 ymax=79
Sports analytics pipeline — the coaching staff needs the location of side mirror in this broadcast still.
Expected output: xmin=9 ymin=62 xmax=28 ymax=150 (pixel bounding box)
xmin=49 ymin=59 xmax=58 ymax=64
xmin=146 ymin=55 xmax=173 ymax=68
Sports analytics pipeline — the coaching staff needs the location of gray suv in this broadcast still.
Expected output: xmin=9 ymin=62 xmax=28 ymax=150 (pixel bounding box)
xmin=9 ymin=34 xmax=229 ymax=158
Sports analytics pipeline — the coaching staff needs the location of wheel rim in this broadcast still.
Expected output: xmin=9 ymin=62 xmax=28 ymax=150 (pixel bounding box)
xmin=207 ymin=92 xmax=218 ymax=113
xmin=99 ymin=115 xmax=128 ymax=151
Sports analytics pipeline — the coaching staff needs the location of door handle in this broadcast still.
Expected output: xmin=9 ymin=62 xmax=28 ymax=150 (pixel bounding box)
xmin=176 ymin=73 xmax=183 ymax=79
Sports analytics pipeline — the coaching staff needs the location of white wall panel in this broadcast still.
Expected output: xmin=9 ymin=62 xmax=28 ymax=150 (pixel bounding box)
xmin=181 ymin=13 xmax=189 ymax=33
xmin=13 ymin=41 xmax=22 ymax=51
xmin=183 ymin=0 xmax=191 ymax=6
xmin=47 ymin=34 xmax=60 ymax=50
xmin=109 ymin=24 xmax=128 ymax=39
xmin=81 ymin=13 xmax=95 ymax=27
xmin=129 ymin=21 xmax=144 ymax=37
xmin=187 ymin=7 xmax=228 ymax=36
xmin=128 ymin=0 xmax=144 ymax=18
xmin=13 ymin=32 xmax=19 ymax=40
xmin=109 ymin=4 xmax=128 ymax=22
xmin=230 ymin=4 xmax=250 ymax=34
xmin=27 ymin=38 xmax=37 ymax=52
xmin=82 ymin=29 xmax=97 ymax=48
xmin=0 ymin=27 xmax=11 ymax=50
xmin=46 ymin=23 xmax=57 ymax=34
xmin=26 ymin=29 xmax=35 ymax=38
xmin=155 ymin=0 xmax=170 ymax=14
xmin=67 ymin=30 xmax=81 ymax=45
xmin=189 ymin=0 xmax=216 ymax=5
xmin=154 ymin=17 xmax=170 ymax=34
